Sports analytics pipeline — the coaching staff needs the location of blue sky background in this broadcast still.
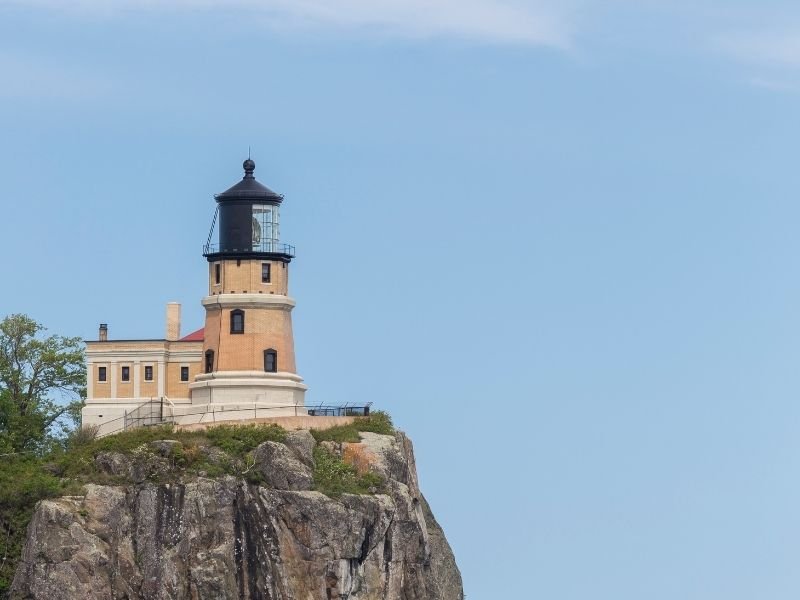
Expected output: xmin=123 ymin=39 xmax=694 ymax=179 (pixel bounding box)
xmin=3 ymin=1 xmax=800 ymax=597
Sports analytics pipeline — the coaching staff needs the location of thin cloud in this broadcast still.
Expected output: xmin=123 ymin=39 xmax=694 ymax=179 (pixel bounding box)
xmin=1 ymin=0 xmax=574 ymax=47
xmin=716 ymin=30 xmax=800 ymax=68
xmin=711 ymin=26 xmax=800 ymax=92
xmin=746 ymin=76 xmax=800 ymax=93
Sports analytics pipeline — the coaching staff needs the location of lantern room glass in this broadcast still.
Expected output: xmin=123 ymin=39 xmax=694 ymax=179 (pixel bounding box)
xmin=252 ymin=204 xmax=280 ymax=252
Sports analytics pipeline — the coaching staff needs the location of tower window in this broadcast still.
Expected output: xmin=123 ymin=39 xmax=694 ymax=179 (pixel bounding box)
xmin=98 ymin=366 xmax=107 ymax=382
xmin=230 ymin=309 xmax=245 ymax=334
xmin=144 ymin=366 xmax=153 ymax=381
xmin=204 ymin=350 xmax=215 ymax=374
xmin=215 ymin=263 xmax=221 ymax=285
xmin=180 ymin=366 xmax=189 ymax=382
xmin=262 ymin=263 xmax=271 ymax=283
xmin=264 ymin=349 xmax=277 ymax=373
xmin=121 ymin=366 xmax=130 ymax=382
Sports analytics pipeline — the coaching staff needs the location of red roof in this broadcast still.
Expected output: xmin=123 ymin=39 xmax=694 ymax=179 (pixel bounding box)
xmin=179 ymin=327 xmax=204 ymax=342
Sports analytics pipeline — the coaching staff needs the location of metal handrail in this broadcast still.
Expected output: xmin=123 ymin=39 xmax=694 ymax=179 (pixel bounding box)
xmin=202 ymin=242 xmax=295 ymax=256
xmin=93 ymin=399 xmax=372 ymax=437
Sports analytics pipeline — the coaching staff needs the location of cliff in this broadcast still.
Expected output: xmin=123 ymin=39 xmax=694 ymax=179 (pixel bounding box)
xmin=8 ymin=426 xmax=462 ymax=599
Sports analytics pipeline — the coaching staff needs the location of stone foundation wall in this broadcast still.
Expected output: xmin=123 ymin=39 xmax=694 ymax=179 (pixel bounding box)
xmin=176 ymin=415 xmax=359 ymax=432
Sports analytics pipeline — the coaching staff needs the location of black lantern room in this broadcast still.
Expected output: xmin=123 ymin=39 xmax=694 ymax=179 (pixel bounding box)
xmin=203 ymin=159 xmax=294 ymax=263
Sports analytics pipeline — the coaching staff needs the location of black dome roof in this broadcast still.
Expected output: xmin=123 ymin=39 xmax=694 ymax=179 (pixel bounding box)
xmin=215 ymin=159 xmax=283 ymax=203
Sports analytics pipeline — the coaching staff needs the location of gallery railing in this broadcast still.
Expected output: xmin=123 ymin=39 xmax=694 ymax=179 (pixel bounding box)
xmin=306 ymin=404 xmax=371 ymax=417
xmin=202 ymin=242 xmax=295 ymax=256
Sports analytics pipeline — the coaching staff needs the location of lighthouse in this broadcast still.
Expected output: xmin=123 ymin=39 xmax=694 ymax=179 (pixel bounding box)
xmin=189 ymin=159 xmax=308 ymax=412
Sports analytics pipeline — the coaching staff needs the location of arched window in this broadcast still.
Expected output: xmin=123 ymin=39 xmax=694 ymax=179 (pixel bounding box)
xmin=230 ymin=309 xmax=245 ymax=334
xmin=204 ymin=350 xmax=215 ymax=374
xmin=264 ymin=349 xmax=277 ymax=373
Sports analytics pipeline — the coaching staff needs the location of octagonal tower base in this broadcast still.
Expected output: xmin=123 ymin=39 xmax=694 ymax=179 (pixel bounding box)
xmin=180 ymin=371 xmax=307 ymax=424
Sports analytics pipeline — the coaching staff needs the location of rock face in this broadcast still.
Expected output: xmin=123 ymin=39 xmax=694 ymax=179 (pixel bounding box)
xmin=9 ymin=431 xmax=462 ymax=600
xmin=252 ymin=441 xmax=314 ymax=491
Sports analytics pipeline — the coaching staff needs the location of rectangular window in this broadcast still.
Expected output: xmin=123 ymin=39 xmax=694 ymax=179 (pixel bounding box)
xmin=262 ymin=263 xmax=271 ymax=283
xmin=215 ymin=263 xmax=221 ymax=285
xmin=264 ymin=350 xmax=277 ymax=373
xmin=121 ymin=366 xmax=130 ymax=382
xmin=98 ymin=366 xmax=107 ymax=382
xmin=180 ymin=366 xmax=189 ymax=382
xmin=144 ymin=365 xmax=153 ymax=381
xmin=231 ymin=310 xmax=244 ymax=334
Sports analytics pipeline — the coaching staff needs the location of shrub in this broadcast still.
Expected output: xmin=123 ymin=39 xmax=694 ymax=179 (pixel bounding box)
xmin=312 ymin=446 xmax=384 ymax=498
xmin=67 ymin=425 xmax=100 ymax=449
xmin=0 ymin=457 xmax=73 ymax=595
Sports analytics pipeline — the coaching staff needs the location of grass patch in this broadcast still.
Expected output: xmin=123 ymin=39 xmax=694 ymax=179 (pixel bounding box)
xmin=312 ymin=446 xmax=384 ymax=498
xmin=310 ymin=411 xmax=394 ymax=443
xmin=204 ymin=424 xmax=285 ymax=455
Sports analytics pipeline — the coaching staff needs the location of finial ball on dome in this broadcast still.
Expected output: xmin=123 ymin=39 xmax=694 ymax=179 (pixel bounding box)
xmin=243 ymin=158 xmax=256 ymax=174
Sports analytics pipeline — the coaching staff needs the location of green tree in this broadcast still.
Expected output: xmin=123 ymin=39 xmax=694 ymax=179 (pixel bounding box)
xmin=0 ymin=315 xmax=85 ymax=453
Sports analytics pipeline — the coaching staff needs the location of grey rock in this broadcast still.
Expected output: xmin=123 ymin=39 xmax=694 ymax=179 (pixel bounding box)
xmin=320 ymin=440 xmax=343 ymax=457
xmin=11 ymin=430 xmax=463 ymax=600
xmin=94 ymin=452 xmax=132 ymax=478
xmin=199 ymin=445 xmax=233 ymax=467
xmin=94 ymin=448 xmax=170 ymax=484
xmin=283 ymin=429 xmax=316 ymax=466
xmin=148 ymin=440 xmax=183 ymax=457
xmin=252 ymin=440 xmax=314 ymax=491
xmin=356 ymin=431 xmax=420 ymax=494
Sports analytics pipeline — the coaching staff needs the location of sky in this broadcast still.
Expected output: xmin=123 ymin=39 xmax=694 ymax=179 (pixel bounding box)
xmin=2 ymin=1 xmax=800 ymax=597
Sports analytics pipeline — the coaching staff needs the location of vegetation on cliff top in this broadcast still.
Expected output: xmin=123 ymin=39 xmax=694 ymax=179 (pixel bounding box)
xmin=310 ymin=410 xmax=394 ymax=442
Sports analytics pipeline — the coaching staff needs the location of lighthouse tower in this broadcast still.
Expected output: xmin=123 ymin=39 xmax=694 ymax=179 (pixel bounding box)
xmin=189 ymin=159 xmax=307 ymax=413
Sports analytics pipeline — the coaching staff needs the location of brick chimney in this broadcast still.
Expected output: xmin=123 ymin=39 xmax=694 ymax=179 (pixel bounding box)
xmin=166 ymin=303 xmax=181 ymax=341
xmin=98 ymin=323 xmax=108 ymax=342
